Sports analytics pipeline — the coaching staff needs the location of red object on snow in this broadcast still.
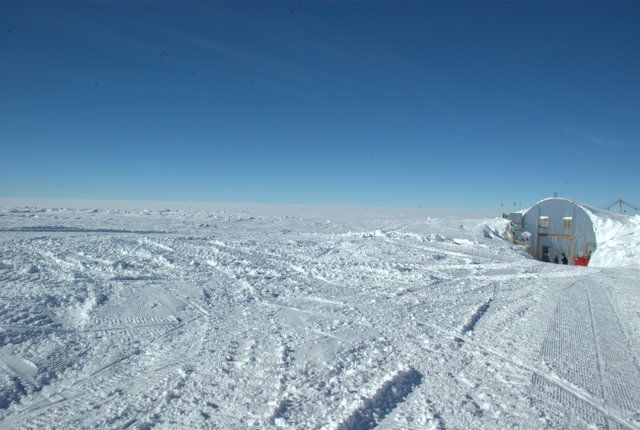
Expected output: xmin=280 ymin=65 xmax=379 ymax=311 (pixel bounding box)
xmin=574 ymin=256 xmax=590 ymax=266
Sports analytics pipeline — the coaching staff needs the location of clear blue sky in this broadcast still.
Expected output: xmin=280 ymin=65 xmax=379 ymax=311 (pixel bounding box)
xmin=1 ymin=1 xmax=638 ymax=210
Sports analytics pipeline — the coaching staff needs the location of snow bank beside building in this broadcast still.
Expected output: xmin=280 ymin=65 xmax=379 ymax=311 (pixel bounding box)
xmin=556 ymin=199 xmax=640 ymax=269
xmin=588 ymin=212 xmax=640 ymax=269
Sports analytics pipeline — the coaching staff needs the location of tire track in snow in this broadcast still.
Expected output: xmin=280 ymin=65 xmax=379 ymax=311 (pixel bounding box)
xmin=0 ymin=321 xmax=181 ymax=335
xmin=535 ymin=279 xmax=640 ymax=429
xmin=2 ymin=316 xmax=201 ymax=425
xmin=586 ymin=280 xmax=640 ymax=417
xmin=204 ymin=323 xmax=285 ymax=426
xmin=2 ymin=278 xmax=207 ymax=427
xmin=418 ymin=313 xmax=640 ymax=430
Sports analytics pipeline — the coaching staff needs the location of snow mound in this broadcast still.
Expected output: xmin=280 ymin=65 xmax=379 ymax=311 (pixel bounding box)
xmin=481 ymin=217 xmax=511 ymax=239
xmin=566 ymin=200 xmax=640 ymax=269
xmin=588 ymin=213 xmax=640 ymax=269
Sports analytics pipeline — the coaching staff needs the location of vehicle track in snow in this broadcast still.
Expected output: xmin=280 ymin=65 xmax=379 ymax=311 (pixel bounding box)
xmin=535 ymin=279 xmax=640 ymax=429
xmin=411 ymin=307 xmax=640 ymax=430
xmin=0 ymin=268 xmax=220 ymax=428
xmin=2 ymin=315 xmax=203 ymax=428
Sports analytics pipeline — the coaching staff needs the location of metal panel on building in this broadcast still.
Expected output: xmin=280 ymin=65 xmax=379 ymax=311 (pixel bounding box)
xmin=521 ymin=198 xmax=597 ymax=265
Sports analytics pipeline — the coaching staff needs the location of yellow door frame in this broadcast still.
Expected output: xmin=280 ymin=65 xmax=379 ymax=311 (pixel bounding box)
xmin=538 ymin=233 xmax=573 ymax=264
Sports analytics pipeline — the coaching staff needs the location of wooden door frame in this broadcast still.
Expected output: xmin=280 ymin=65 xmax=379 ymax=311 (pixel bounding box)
xmin=537 ymin=233 xmax=573 ymax=264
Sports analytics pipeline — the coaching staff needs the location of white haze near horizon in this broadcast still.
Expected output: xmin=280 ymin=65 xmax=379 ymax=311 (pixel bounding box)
xmin=0 ymin=197 xmax=499 ymax=217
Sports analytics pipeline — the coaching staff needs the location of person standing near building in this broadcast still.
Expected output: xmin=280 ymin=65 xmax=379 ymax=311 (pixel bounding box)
xmin=561 ymin=253 xmax=568 ymax=264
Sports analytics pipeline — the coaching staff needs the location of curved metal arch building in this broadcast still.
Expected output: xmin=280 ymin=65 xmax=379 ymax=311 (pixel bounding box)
xmin=518 ymin=198 xmax=597 ymax=264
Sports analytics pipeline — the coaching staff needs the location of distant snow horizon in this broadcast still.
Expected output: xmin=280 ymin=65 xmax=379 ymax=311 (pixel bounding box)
xmin=0 ymin=197 xmax=499 ymax=218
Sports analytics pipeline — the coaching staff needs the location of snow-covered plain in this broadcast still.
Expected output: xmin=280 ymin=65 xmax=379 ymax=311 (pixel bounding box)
xmin=0 ymin=201 xmax=639 ymax=429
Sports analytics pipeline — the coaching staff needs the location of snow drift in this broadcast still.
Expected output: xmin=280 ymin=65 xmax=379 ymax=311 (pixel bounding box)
xmin=572 ymin=200 xmax=640 ymax=269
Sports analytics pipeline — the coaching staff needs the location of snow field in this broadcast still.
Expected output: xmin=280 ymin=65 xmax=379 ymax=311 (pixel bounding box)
xmin=0 ymin=205 xmax=639 ymax=429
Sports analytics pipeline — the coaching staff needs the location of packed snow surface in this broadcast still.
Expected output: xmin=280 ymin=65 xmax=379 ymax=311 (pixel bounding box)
xmin=1 ymin=202 xmax=639 ymax=429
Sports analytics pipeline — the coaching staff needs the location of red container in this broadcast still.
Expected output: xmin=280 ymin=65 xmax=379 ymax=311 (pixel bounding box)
xmin=574 ymin=256 xmax=590 ymax=266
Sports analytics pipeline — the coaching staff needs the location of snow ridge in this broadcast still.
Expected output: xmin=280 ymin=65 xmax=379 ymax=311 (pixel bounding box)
xmin=337 ymin=368 xmax=423 ymax=430
xmin=461 ymin=298 xmax=493 ymax=335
